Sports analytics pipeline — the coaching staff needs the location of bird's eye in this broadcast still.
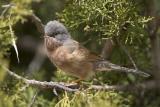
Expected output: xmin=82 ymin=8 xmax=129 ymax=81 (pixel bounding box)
xmin=51 ymin=32 xmax=58 ymax=37
xmin=54 ymin=32 xmax=58 ymax=35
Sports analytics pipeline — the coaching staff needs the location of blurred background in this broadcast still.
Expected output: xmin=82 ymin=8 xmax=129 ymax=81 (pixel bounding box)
xmin=0 ymin=0 xmax=160 ymax=107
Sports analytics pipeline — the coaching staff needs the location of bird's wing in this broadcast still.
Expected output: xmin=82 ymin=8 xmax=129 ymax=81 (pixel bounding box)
xmin=77 ymin=44 xmax=103 ymax=61
xmin=63 ymin=39 xmax=103 ymax=62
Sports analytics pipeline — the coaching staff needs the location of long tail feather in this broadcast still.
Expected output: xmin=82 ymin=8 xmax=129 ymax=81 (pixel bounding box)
xmin=94 ymin=61 xmax=150 ymax=77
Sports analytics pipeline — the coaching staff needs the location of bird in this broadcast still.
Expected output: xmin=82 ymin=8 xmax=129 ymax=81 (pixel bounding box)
xmin=44 ymin=20 xmax=150 ymax=80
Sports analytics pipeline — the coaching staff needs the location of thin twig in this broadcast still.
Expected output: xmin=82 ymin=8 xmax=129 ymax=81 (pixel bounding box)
xmin=1 ymin=65 xmax=26 ymax=81
xmin=28 ymin=13 xmax=45 ymax=35
xmin=26 ymin=13 xmax=45 ymax=75
xmin=90 ymin=80 xmax=158 ymax=92
xmin=28 ymin=90 xmax=39 ymax=107
xmin=0 ymin=3 xmax=15 ymax=18
xmin=116 ymin=38 xmax=138 ymax=70
xmin=8 ymin=13 xmax=20 ymax=63
xmin=1 ymin=65 xmax=158 ymax=93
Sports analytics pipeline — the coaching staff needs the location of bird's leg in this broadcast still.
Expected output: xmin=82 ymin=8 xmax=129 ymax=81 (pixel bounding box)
xmin=70 ymin=78 xmax=82 ymax=84
xmin=69 ymin=79 xmax=84 ymax=90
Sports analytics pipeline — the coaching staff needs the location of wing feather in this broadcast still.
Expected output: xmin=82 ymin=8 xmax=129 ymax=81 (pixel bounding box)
xmin=63 ymin=39 xmax=103 ymax=62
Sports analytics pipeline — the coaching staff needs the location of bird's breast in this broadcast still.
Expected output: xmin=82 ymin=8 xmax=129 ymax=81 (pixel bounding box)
xmin=47 ymin=47 xmax=94 ymax=79
xmin=49 ymin=47 xmax=68 ymax=66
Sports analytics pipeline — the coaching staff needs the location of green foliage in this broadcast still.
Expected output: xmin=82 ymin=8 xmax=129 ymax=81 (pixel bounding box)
xmin=0 ymin=0 xmax=32 ymax=106
xmin=0 ymin=0 xmax=32 ymax=56
xmin=58 ymin=0 xmax=151 ymax=44
xmin=54 ymin=91 xmax=133 ymax=107
xmin=57 ymin=0 xmax=153 ymax=72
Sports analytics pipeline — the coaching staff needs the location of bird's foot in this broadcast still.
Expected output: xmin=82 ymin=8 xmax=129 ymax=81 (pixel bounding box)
xmin=69 ymin=79 xmax=82 ymax=84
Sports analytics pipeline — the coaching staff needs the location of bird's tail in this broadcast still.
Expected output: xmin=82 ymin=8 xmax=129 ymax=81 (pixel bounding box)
xmin=94 ymin=61 xmax=150 ymax=77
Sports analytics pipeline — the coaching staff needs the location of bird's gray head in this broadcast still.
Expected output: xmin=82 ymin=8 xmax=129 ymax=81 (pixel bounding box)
xmin=44 ymin=20 xmax=71 ymax=42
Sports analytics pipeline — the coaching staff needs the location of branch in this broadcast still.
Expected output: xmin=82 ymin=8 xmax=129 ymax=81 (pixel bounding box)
xmin=1 ymin=65 xmax=158 ymax=93
xmin=28 ymin=13 xmax=45 ymax=35
xmin=90 ymin=80 xmax=158 ymax=92
xmin=116 ymin=38 xmax=138 ymax=70
xmin=1 ymin=65 xmax=78 ymax=92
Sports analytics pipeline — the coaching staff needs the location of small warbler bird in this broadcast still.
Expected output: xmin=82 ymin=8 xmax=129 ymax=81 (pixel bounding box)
xmin=44 ymin=20 xmax=150 ymax=80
